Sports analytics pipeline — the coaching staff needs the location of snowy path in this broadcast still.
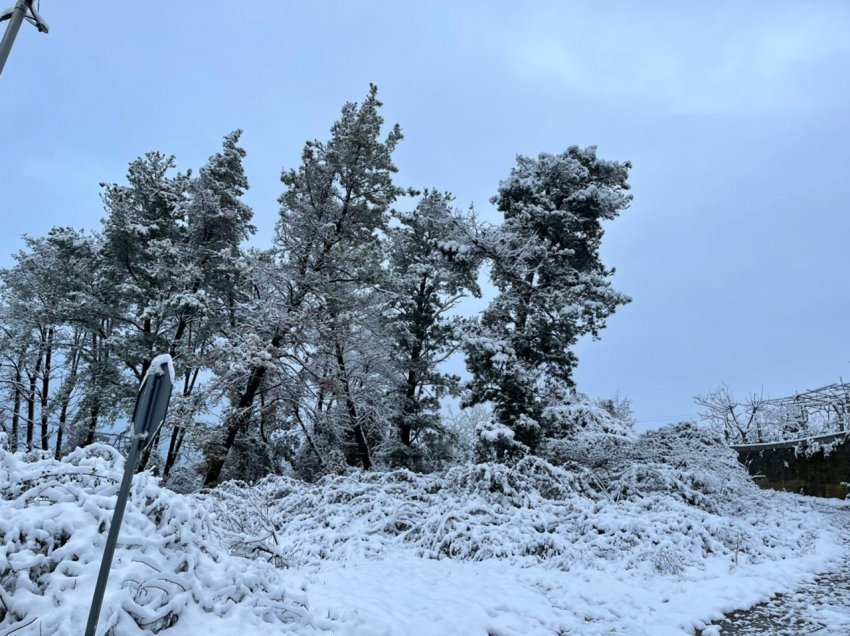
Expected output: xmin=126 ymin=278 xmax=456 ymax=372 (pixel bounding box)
xmin=706 ymin=504 xmax=850 ymax=635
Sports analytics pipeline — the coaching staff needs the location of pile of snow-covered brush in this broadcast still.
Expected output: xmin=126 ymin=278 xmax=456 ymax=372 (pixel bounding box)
xmin=205 ymin=423 xmax=821 ymax=576
xmin=0 ymin=443 xmax=321 ymax=635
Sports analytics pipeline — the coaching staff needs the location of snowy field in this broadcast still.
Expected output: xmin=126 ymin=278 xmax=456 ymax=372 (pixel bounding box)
xmin=1 ymin=426 xmax=847 ymax=635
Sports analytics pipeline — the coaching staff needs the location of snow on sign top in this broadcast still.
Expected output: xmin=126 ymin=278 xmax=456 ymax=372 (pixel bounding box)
xmin=146 ymin=353 xmax=175 ymax=385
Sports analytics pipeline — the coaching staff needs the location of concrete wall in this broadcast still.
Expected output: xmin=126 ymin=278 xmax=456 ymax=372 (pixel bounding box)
xmin=733 ymin=433 xmax=850 ymax=499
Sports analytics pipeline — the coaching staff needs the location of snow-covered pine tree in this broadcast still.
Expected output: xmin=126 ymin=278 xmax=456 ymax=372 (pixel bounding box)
xmin=185 ymin=130 xmax=255 ymax=309
xmin=383 ymin=191 xmax=482 ymax=469
xmin=96 ymin=152 xmax=195 ymax=470
xmin=464 ymin=146 xmax=632 ymax=456
xmin=94 ymin=136 xmax=254 ymax=476
xmin=158 ymin=131 xmax=255 ymax=479
xmin=274 ymin=84 xmax=403 ymax=474
xmin=203 ymin=86 xmax=403 ymax=485
xmin=100 ymin=152 xmax=191 ymax=385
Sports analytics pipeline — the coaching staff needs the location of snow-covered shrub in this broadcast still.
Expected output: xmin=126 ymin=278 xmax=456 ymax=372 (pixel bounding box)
xmin=206 ymin=460 xmax=601 ymax=566
xmin=442 ymin=403 xmax=490 ymax=464
xmin=542 ymin=395 xmax=634 ymax=439
xmin=204 ymin=440 xmax=819 ymax=579
xmin=474 ymin=417 xmax=530 ymax=461
xmin=541 ymin=433 xmax=633 ymax=470
xmin=0 ymin=445 xmax=323 ymax=635
xmin=538 ymin=394 xmax=636 ymax=469
xmin=445 ymin=455 xmax=603 ymax=504
xmin=0 ymin=432 xmax=834 ymax=634
xmin=607 ymin=423 xmax=757 ymax=513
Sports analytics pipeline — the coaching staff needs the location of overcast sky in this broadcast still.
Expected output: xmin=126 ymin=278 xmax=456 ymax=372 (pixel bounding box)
xmin=2 ymin=1 xmax=849 ymax=430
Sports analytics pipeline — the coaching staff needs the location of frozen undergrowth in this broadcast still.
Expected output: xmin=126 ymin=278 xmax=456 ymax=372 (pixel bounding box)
xmin=204 ymin=425 xmax=821 ymax=578
xmin=0 ymin=445 xmax=325 ymax=636
xmin=0 ymin=424 xmax=843 ymax=635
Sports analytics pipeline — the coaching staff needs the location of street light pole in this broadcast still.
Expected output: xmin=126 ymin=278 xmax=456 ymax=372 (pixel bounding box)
xmin=0 ymin=1 xmax=28 ymax=74
xmin=0 ymin=0 xmax=49 ymax=75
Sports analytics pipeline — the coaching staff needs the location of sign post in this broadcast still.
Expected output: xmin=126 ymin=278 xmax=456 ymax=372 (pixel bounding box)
xmin=85 ymin=355 xmax=174 ymax=636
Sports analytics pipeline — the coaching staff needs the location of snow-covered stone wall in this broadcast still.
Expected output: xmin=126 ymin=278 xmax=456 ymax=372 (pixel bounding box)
xmin=734 ymin=432 xmax=850 ymax=498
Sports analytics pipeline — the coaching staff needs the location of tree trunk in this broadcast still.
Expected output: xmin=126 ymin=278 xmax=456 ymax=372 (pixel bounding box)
xmin=203 ymin=361 xmax=268 ymax=487
xmin=293 ymin=406 xmax=325 ymax=469
xmin=11 ymin=364 xmax=22 ymax=452
xmin=26 ymin=359 xmax=41 ymax=452
xmin=398 ymin=277 xmax=429 ymax=448
xmin=55 ymin=403 xmax=67 ymax=459
xmin=162 ymin=368 xmax=199 ymax=480
xmin=84 ymin=331 xmax=101 ymax=446
xmin=54 ymin=340 xmax=81 ymax=460
xmin=162 ymin=425 xmax=184 ymax=481
xmin=39 ymin=327 xmax=54 ymax=451
xmin=399 ymin=367 xmax=418 ymax=446
xmin=84 ymin=403 xmax=100 ymax=446
xmin=334 ymin=339 xmax=371 ymax=470
xmin=136 ymin=427 xmax=162 ymax=474
xmin=136 ymin=409 xmax=159 ymax=471
xmin=24 ymin=333 xmax=47 ymax=452
xmin=163 ymin=423 xmax=181 ymax=480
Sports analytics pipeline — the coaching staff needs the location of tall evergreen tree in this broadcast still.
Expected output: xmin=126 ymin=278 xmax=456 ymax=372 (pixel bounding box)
xmin=464 ymin=146 xmax=632 ymax=455
xmin=203 ymin=85 xmax=402 ymax=485
xmin=100 ymin=152 xmax=191 ymax=385
xmin=158 ymin=130 xmax=255 ymax=479
xmin=275 ymin=83 xmax=403 ymax=473
xmin=383 ymin=191 xmax=481 ymax=468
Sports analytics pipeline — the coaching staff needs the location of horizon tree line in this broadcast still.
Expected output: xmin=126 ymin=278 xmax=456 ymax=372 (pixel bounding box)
xmin=0 ymin=86 xmax=632 ymax=488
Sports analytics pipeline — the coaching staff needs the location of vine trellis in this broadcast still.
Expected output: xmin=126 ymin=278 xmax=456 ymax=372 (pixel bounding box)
xmin=696 ymin=381 xmax=850 ymax=445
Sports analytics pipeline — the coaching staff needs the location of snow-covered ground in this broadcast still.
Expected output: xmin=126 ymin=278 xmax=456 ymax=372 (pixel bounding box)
xmin=1 ymin=426 xmax=847 ymax=635
xmin=706 ymin=499 xmax=850 ymax=635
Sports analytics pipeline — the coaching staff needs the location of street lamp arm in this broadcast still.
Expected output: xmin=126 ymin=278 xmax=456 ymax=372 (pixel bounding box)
xmin=25 ymin=1 xmax=47 ymax=33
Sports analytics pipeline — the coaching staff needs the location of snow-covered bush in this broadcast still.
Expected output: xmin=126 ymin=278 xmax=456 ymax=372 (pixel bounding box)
xmin=542 ymin=395 xmax=634 ymax=439
xmin=204 ymin=430 xmax=819 ymax=578
xmin=607 ymin=422 xmax=756 ymax=513
xmin=474 ymin=417 xmax=530 ymax=461
xmin=0 ymin=445 xmax=323 ymax=635
xmin=537 ymin=394 xmax=636 ymax=469
xmin=471 ymin=393 xmax=637 ymax=465
xmin=204 ymin=456 xmax=603 ymax=567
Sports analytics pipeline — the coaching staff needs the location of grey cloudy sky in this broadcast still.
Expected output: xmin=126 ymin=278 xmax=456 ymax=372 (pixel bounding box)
xmin=2 ymin=1 xmax=849 ymax=430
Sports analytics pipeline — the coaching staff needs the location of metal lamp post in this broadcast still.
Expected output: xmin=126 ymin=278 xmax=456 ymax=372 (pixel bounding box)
xmin=84 ymin=356 xmax=174 ymax=636
xmin=0 ymin=0 xmax=49 ymax=75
